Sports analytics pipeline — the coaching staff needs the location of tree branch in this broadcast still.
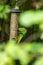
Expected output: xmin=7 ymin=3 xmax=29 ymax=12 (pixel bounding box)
xmin=24 ymin=31 xmax=41 ymax=42
xmin=16 ymin=0 xmax=28 ymax=6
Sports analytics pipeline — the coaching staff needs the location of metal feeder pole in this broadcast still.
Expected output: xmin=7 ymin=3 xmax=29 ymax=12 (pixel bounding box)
xmin=10 ymin=8 xmax=20 ymax=40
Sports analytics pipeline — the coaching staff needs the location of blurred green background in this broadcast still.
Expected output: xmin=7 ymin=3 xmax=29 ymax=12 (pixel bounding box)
xmin=0 ymin=0 xmax=43 ymax=65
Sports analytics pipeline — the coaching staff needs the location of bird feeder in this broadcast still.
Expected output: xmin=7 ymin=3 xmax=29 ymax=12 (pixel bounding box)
xmin=10 ymin=8 xmax=20 ymax=40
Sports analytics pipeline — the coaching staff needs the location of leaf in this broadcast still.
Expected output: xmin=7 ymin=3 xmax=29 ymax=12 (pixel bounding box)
xmin=0 ymin=12 xmax=3 ymax=18
xmin=0 ymin=5 xmax=4 ymax=11
xmin=19 ymin=10 xmax=43 ymax=27
xmin=0 ymin=51 xmax=14 ymax=65
xmin=3 ymin=5 xmax=10 ymax=13
xmin=33 ymin=57 xmax=43 ymax=65
xmin=0 ymin=5 xmax=10 ymax=19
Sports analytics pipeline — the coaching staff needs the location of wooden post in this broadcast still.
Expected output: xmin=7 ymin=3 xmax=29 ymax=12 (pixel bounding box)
xmin=10 ymin=8 xmax=20 ymax=40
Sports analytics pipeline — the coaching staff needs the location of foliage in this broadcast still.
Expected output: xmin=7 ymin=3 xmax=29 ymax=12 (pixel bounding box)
xmin=0 ymin=5 xmax=10 ymax=19
xmin=18 ymin=10 xmax=43 ymax=27
xmin=0 ymin=0 xmax=8 ymax=4
xmin=0 ymin=0 xmax=43 ymax=65
xmin=0 ymin=40 xmax=43 ymax=65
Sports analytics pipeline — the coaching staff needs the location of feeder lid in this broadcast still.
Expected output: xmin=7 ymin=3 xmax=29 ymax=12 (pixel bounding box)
xmin=10 ymin=8 xmax=21 ymax=13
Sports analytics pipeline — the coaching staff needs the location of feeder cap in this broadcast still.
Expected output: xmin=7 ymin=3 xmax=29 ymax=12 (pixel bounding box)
xmin=10 ymin=8 xmax=21 ymax=13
